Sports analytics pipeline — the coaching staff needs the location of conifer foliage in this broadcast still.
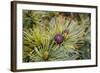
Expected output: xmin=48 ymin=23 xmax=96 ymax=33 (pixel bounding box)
xmin=23 ymin=10 xmax=91 ymax=62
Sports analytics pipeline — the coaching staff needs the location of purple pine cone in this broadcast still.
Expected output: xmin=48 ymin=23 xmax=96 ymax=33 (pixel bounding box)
xmin=54 ymin=34 xmax=64 ymax=44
